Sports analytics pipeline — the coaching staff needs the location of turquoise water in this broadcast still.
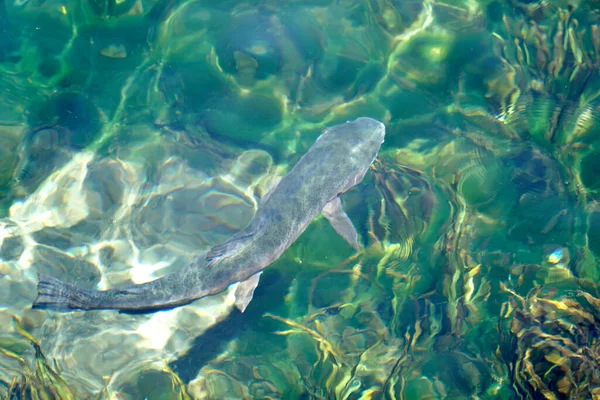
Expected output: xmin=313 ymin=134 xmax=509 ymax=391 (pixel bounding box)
xmin=1 ymin=0 xmax=600 ymax=398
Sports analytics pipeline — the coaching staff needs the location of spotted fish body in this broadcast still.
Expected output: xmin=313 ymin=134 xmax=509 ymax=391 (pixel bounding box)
xmin=33 ymin=117 xmax=386 ymax=312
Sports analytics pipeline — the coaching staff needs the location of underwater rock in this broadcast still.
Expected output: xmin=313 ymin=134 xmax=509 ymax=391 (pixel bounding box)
xmin=388 ymin=30 xmax=456 ymax=90
xmin=215 ymin=12 xmax=284 ymax=83
xmin=0 ymin=136 xmax=277 ymax=395
xmin=15 ymin=126 xmax=76 ymax=197
xmin=0 ymin=129 xmax=20 ymax=214
xmin=587 ymin=208 xmax=600 ymax=258
xmin=107 ymin=360 xmax=191 ymax=399
xmin=27 ymin=93 xmax=102 ymax=150
xmin=579 ymin=150 xmax=600 ymax=193
xmin=202 ymin=92 xmax=284 ymax=143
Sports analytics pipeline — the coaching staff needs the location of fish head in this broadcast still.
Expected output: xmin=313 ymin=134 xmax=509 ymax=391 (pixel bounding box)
xmin=319 ymin=117 xmax=386 ymax=191
xmin=349 ymin=117 xmax=386 ymax=145
xmin=321 ymin=117 xmax=385 ymax=148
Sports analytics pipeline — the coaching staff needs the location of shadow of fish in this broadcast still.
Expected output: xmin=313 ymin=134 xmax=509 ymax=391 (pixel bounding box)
xmin=33 ymin=117 xmax=386 ymax=313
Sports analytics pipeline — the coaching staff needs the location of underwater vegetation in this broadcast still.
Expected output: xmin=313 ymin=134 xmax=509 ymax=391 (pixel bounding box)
xmin=501 ymin=282 xmax=600 ymax=399
xmin=2 ymin=0 xmax=600 ymax=398
xmin=0 ymin=317 xmax=81 ymax=400
xmin=0 ymin=316 xmax=192 ymax=399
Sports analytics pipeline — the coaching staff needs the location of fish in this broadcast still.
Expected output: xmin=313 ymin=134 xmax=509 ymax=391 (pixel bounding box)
xmin=32 ymin=117 xmax=386 ymax=313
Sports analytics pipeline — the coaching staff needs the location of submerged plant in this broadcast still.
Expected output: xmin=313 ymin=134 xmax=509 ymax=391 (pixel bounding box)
xmin=0 ymin=316 xmax=84 ymax=400
xmin=500 ymin=282 xmax=600 ymax=399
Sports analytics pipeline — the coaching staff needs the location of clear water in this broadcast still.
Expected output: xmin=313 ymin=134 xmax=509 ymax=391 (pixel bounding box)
xmin=1 ymin=0 xmax=600 ymax=398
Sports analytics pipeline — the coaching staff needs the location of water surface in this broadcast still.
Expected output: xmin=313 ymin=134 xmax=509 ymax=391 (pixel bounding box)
xmin=1 ymin=0 xmax=600 ymax=398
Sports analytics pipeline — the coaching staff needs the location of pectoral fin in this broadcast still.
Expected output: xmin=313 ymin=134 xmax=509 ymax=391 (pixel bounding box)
xmin=322 ymin=196 xmax=360 ymax=251
xmin=233 ymin=272 xmax=262 ymax=312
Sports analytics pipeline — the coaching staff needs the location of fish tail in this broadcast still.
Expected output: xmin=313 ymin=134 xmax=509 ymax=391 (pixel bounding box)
xmin=33 ymin=274 xmax=97 ymax=311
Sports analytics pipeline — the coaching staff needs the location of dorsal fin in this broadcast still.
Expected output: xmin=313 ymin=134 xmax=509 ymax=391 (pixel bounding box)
xmin=205 ymin=218 xmax=266 ymax=266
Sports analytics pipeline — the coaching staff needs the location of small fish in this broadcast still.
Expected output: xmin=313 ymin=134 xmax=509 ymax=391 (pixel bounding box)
xmin=33 ymin=117 xmax=386 ymax=313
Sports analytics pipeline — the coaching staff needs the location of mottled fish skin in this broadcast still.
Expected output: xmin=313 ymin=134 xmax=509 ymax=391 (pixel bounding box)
xmin=33 ymin=117 xmax=386 ymax=312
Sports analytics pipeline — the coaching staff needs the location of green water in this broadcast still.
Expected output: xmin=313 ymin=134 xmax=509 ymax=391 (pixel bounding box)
xmin=1 ymin=0 xmax=600 ymax=398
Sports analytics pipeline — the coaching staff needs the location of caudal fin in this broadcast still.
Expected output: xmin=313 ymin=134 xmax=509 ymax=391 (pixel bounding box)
xmin=33 ymin=274 xmax=96 ymax=311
